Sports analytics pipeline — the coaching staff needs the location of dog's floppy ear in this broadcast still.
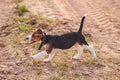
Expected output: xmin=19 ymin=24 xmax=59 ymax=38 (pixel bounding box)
xmin=36 ymin=28 xmax=43 ymax=34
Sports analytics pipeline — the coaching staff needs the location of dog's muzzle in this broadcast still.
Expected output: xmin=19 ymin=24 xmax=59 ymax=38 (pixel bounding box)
xmin=26 ymin=35 xmax=32 ymax=43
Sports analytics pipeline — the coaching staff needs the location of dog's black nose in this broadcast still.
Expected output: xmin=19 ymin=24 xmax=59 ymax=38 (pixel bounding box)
xmin=26 ymin=37 xmax=29 ymax=40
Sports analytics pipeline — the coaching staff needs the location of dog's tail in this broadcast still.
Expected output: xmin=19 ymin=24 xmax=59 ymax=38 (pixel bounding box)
xmin=78 ymin=14 xmax=87 ymax=33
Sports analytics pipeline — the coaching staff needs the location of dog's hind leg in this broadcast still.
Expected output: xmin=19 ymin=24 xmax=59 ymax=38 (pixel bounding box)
xmin=83 ymin=45 xmax=97 ymax=59
xmin=73 ymin=45 xmax=83 ymax=60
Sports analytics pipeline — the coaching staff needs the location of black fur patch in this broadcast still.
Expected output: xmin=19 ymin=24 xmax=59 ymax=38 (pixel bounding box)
xmin=39 ymin=32 xmax=88 ymax=50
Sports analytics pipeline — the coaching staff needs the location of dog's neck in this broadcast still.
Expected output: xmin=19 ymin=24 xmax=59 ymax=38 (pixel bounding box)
xmin=41 ymin=34 xmax=46 ymax=40
xmin=38 ymin=34 xmax=47 ymax=50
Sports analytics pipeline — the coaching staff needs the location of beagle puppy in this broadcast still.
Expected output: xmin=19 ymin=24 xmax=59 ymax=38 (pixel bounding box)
xmin=26 ymin=15 xmax=97 ymax=62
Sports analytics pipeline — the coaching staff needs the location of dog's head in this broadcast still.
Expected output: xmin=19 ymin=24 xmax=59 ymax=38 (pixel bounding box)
xmin=26 ymin=28 xmax=45 ymax=43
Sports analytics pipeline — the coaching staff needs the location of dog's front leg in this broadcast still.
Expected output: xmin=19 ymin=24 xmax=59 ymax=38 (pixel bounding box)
xmin=43 ymin=49 xmax=56 ymax=62
xmin=30 ymin=51 xmax=48 ymax=59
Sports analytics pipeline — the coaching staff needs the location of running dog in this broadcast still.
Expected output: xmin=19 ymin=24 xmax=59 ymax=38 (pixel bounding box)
xmin=26 ymin=15 xmax=97 ymax=62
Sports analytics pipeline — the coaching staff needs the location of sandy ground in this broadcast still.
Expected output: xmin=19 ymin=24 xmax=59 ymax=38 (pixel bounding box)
xmin=0 ymin=0 xmax=120 ymax=80
xmin=0 ymin=0 xmax=14 ymax=26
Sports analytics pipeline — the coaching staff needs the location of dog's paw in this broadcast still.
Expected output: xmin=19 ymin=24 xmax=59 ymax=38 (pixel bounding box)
xmin=30 ymin=55 xmax=35 ymax=59
xmin=73 ymin=56 xmax=80 ymax=60
xmin=93 ymin=56 xmax=97 ymax=60
xmin=43 ymin=59 xmax=50 ymax=62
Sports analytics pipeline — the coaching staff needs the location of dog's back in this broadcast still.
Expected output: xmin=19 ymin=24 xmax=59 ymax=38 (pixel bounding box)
xmin=43 ymin=15 xmax=88 ymax=49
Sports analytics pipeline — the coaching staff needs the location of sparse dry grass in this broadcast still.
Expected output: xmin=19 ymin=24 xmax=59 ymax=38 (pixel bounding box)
xmin=36 ymin=15 xmax=57 ymax=24
xmin=13 ymin=0 xmax=28 ymax=16
xmin=13 ymin=0 xmax=24 ymax=3
xmin=48 ymin=74 xmax=61 ymax=80
xmin=16 ymin=5 xmax=29 ymax=16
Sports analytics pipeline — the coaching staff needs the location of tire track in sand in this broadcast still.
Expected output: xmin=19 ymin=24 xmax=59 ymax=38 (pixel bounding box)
xmin=84 ymin=0 xmax=117 ymax=31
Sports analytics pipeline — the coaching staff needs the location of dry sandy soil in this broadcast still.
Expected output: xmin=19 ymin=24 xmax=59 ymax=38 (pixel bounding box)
xmin=0 ymin=0 xmax=120 ymax=80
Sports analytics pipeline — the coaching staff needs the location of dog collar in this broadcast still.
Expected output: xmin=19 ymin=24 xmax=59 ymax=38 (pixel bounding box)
xmin=38 ymin=35 xmax=47 ymax=50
